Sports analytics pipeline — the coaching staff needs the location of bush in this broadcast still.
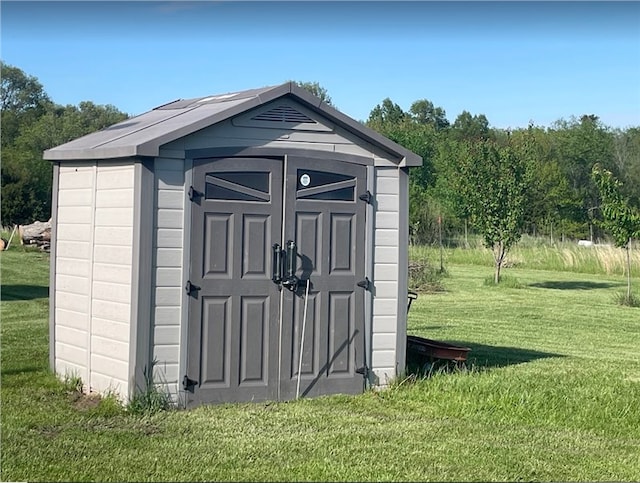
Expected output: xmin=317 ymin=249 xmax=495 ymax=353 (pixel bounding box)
xmin=408 ymin=258 xmax=446 ymax=293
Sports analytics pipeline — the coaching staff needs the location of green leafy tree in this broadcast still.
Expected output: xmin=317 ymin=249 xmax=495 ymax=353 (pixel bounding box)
xmin=291 ymin=81 xmax=333 ymax=106
xmin=551 ymin=115 xmax=615 ymax=239
xmin=451 ymin=110 xmax=492 ymax=142
xmin=591 ymin=164 xmax=640 ymax=305
xmin=455 ymin=138 xmax=529 ymax=283
xmin=612 ymin=127 xmax=640 ymax=207
xmin=366 ymin=99 xmax=444 ymax=242
xmin=367 ymin=98 xmax=408 ymax=128
xmin=1 ymin=61 xmax=53 ymax=148
xmin=1 ymin=63 xmax=129 ymax=225
xmin=409 ymin=99 xmax=449 ymax=130
xmin=509 ymin=125 xmax=576 ymax=241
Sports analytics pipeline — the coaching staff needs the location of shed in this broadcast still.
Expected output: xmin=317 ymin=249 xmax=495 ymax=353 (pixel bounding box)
xmin=44 ymin=82 xmax=422 ymax=407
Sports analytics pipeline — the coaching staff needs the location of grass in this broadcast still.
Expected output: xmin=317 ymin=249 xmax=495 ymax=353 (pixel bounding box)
xmin=2 ymin=247 xmax=640 ymax=481
xmin=411 ymin=234 xmax=640 ymax=277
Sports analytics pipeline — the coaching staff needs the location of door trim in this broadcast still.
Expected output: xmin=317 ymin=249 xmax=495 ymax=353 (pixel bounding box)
xmin=178 ymin=157 xmax=194 ymax=408
xmin=187 ymin=147 xmax=374 ymax=166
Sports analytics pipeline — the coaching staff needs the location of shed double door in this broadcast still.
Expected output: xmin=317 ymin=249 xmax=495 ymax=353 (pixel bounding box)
xmin=186 ymin=156 xmax=367 ymax=405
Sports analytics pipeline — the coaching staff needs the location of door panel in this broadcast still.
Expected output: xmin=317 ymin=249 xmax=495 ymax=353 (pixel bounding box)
xmin=187 ymin=158 xmax=282 ymax=405
xmin=280 ymin=157 xmax=367 ymax=399
xmin=241 ymin=215 xmax=270 ymax=278
xmin=328 ymin=291 xmax=353 ymax=375
xmin=290 ymin=292 xmax=320 ymax=378
xmin=203 ymin=214 xmax=233 ymax=277
xmin=200 ymin=296 xmax=230 ymax=386
xmin=239 ymin=296 xmax=269 ymax=384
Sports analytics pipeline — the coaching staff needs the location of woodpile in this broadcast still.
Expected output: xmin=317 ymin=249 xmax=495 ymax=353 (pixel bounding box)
xmin=17 ymin=219 xmax=52 ymax=252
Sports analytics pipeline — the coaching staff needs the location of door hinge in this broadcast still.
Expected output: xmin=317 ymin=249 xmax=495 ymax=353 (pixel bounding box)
xmin=359 ymin=190 xmax=373 ymax=204
xmin=357 ymin=277 xmax=371 ymax=291
xmin=188 ymin=186 xmax=204 ymax=202
xmin=185 ymin=280 xmax=201 ymax=297
xmin=182 ymin=375 xmax=197 ymax=391
xmin=356 ymin=365 xmax=369 ymax=377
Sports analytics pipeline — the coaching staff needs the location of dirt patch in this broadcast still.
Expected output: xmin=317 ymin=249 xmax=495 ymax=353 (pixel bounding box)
xmin=69 ymin=391 xmax=102 ymax=411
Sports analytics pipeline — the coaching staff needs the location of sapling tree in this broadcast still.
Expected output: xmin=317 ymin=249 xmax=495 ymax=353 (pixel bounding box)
xmin=455 ymin=138 xmax=529 ymax=284
xmin=591 ymin=164 xmax=640 ymax=305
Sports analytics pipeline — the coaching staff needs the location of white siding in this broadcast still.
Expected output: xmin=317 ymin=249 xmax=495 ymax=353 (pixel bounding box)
xmin=371 ymin=167 xmax=401 ymax=385
xmin=90 ymin=163 xmax=135 ymax=398
xmin=54 ymin=164 xmax=95 ymax=386
xmin=53 ymin=161 xmax=135 ymax=400
xmin=151 ymin=157 xmax=185 ymax=400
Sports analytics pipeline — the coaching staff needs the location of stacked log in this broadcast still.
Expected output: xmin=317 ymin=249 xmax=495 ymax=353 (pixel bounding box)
xmin=18 ymin=219 xmax=52 ymax=252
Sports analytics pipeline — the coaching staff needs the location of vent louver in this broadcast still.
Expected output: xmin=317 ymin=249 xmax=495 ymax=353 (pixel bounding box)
xmin=251 ymin=105 xmax=315 ymax=123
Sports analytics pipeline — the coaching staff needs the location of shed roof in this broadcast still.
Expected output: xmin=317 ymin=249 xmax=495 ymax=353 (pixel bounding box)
xmin=43 ymin=82 xmax=422 ymax=167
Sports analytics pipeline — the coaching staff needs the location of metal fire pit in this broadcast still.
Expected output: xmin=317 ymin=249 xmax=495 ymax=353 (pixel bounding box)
xmin=406 ymin=334 xmax=471 ymax=373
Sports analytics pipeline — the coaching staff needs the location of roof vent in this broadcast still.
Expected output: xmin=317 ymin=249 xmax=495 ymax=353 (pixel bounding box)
xmin=251 ymin=105 xmax=315 ymax=124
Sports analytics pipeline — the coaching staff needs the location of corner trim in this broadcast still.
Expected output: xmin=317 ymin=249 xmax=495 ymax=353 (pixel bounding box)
xmin=395 ymin=167 xmax=410 ymax=377
xmin=364 ymin=165 xmax=375 ymax=387
xmin=129 ymin=158 xmax=155 ymax=398
xmin=49 ymin=163 xmax=60 ymax=372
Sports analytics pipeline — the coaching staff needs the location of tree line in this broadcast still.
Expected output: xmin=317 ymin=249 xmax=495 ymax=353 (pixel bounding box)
xmin=2 ymin=63 xmax=639 ymax=248
xmin=1 ymin=62 xmax=129 ymax=225
xmin=364 ymin=98 xmax=640 ymax=247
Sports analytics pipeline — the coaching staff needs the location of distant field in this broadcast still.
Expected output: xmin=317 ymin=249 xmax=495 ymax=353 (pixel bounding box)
xmin=411 ymin=235 xmax=640 ymax=277
xmin=1 ymin=248 xmax=639 ymax=482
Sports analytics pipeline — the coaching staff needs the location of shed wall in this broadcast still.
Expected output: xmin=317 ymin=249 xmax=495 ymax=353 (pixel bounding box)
xmin=371 ymin=167 xmax=402 ymax=384
xmin=54 ymin=161 xmax=135 ymax=398
xmin=151 ymin=157 xmax=185 ymax=400
xmin=55 ymin=164 xmax=95 ymax=384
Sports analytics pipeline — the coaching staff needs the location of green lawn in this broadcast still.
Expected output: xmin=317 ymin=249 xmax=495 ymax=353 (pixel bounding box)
xmin=1 ymin=248 xmax=639 ymax=482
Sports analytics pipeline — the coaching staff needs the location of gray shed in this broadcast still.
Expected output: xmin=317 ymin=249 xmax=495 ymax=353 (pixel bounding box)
xmin=44 ymin=82 xmax=422 ymax=407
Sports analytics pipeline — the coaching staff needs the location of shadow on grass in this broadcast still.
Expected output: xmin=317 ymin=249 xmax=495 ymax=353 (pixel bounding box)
xmin=1 ymin=284 xmax=49 ymax=301
xmin=529 ymin=280 xmax=622 ymax=290
xmin=406 ymin=339 xmax=564 ymax=376
xmin=1 ymin=366 xmax=43 ymax=376
xmin=455 ymin=341 xmax=565 ymax=369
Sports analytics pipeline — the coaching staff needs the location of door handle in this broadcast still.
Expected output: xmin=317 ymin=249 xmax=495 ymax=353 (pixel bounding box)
xmin=282 ymin=240 xmax=299 ymax=291
xmin=272 ymin=243 xmax=283 ymax=284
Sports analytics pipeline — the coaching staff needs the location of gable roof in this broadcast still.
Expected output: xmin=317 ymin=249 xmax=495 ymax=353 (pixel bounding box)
xmin=43 ymin=82 xmax=422 ymax=167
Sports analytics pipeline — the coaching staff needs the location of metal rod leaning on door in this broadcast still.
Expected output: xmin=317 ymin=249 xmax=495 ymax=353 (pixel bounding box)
xmin=296 ymin=278 xmax=311 ymax=400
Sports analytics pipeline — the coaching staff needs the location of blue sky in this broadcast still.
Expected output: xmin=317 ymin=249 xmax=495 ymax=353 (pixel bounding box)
xmin=2 ymin=1 xmax=639 ymax=129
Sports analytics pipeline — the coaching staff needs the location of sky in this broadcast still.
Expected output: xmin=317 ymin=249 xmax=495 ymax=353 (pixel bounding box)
xmin=2 ymin=1 xmax=639 ymax=130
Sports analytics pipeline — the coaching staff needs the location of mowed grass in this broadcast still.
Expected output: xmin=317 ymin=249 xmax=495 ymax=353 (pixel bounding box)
xmin=2 ymin=248 xmax=640 ymax=482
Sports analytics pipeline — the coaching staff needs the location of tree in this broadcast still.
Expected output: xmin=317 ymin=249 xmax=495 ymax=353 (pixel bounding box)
xmin=551 ymin=115 xmax=615 ymax=240
xmin=451 ymin=111 xmax=492 ymax=141
xmin=1 ymin=61 xmax=52 ymax=147
xmin=409 ymin=99 xmax=449 ymax=130
xmin=509 ymin=125 xmax=576 ymax=241
xmin=591 ymin=164 xmax=640 ymax=305
xmin=455 ymin=139 xmax=529 ymax=283
xmin=291 ymin=81 xmax=333 ymax=106
xmin=1 ymin=63 xmax=129 ymax=225
xmin=366 ymin=98 xmax=408 ymax=127
xmin=611 ymin=127 xmax=640 ymax=207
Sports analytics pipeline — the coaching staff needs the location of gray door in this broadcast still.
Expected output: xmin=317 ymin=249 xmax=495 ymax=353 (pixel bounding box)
xmin=187 ymin=157 xmax=283 ymax=405
xmin=187 ymin=156 xmax=367 ymax=405
xmin=279 ymin=156 xmax=367 ymax=400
